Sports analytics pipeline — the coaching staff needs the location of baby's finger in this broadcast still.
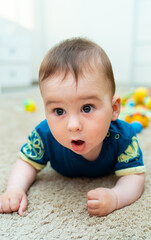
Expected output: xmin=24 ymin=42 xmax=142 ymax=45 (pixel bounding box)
xmin=87 ymin=190 xmax=100 ymax=200
xmin=87 ymin=207 xmax=100 ymax=216
xmin=10 ymin=197 xmax=20 ymax=212
xmin=2 ymin=199 xmax=11 ymax=213
xmin=0 ymin=201 xmax=3 ymax=213
xmin=87 ymin=200 xmax=100 ymax=209
xmin=18 ymin=194 xmax=28 ymax=216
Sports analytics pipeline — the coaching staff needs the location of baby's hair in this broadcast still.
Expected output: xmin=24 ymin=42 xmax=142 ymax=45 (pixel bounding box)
xmin=39 ymin=38 xmax=115 ymax=95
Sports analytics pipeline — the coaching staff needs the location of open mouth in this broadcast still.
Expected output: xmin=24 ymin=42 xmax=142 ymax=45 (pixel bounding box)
xmin=72 ymin=140 xmax=85 ymax=145
xmin=71 ymin=140 xmax=85 ymax=152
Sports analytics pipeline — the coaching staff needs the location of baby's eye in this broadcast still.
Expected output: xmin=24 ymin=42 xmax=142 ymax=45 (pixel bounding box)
xmin=82 ymin=105 xmax=94 ymax=113
xmin=54 ymin=108 xmax=65 ymax=116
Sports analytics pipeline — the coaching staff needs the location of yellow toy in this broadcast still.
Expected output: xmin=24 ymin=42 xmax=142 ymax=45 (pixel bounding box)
xmin=144 ymin=96 xmax=151 ymax=109
xmin=23 ymin=98 xmax=36 ymax=112
xmin=125 ymin=113 xmax=149 ymax=128
xmin=133 ymin=87 xmax=149 ymax=105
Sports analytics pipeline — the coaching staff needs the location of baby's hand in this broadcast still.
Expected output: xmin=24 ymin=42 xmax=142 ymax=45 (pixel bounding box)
xmin=0 ymin=190 xmax=27 ymax=216
xmin=86 ymin=188 xmax=117 ymax=217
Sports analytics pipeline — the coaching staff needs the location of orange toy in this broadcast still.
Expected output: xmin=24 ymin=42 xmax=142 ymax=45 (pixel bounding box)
xmin=125 ymin=113 xmax=149 ymax=128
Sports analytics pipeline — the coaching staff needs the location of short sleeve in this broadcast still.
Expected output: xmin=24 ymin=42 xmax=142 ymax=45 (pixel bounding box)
xmin=115 ymin=136 xmax=146 ymax=176
xmin=19 ymin=129 xmax=48 ymax=170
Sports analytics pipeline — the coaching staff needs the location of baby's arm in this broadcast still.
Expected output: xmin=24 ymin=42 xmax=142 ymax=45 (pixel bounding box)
xmin=86 ymin=173 xmax=145 ymax=216
xmin=0 ymin=158 xmax=37 ymax=216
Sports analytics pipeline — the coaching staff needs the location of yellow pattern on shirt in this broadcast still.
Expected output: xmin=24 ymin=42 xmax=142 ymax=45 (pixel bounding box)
xmin=118 ymin=136 xmax=139 ymax=163
xmin=22 ymin=129 xmax=44 ymax=160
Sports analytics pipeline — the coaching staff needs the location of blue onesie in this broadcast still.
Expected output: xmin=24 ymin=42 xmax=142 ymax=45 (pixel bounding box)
xmin=19 ymin=119 xmax=145 ymax=178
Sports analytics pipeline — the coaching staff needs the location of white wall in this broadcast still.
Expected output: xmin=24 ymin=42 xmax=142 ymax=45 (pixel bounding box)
xmin=31 ymin=0 xmax=46 ymax=81
xmin=41 ymin=0 xmax=135 ymax=86
xmin=0 ymin=0 xmax=151 ymax=88
xmin=131 ymin=0 xmax=151 ymax=86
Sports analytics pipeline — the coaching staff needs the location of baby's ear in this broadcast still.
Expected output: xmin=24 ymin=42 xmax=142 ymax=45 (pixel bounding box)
xmin=111 ymin=96 xmax=121 ymax=121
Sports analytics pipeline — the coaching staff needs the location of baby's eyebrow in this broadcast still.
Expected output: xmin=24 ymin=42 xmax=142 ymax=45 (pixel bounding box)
xmin=78 ymin=95 xmax=100 ymax=101
xmin=46 ymin=100 xmax=62 ymax=106
xmin=46 ymin=95 xmax=100 ymax=106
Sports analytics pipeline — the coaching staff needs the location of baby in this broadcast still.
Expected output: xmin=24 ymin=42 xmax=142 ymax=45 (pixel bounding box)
xmin=0 ymin=38 xmax=145 ymax=217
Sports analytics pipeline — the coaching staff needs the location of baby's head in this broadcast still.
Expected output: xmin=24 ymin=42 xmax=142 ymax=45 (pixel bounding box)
xmin=39 ymin=38 xmax=120 ymax=161
xmin=39 ymin=38 xmax=115 ymax=97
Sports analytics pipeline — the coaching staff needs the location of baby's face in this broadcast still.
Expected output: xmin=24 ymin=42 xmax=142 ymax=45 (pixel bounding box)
xmin=41 ymin=70 xmax=119 ymax=161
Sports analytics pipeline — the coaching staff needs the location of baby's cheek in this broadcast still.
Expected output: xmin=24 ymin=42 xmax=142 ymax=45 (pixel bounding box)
xmin=51 ymin=129 xmax=68 ymax=147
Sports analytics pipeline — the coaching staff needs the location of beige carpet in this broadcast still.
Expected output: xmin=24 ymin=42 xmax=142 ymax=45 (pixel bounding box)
xmin=0 ymin=86 xmax=151 ymax=240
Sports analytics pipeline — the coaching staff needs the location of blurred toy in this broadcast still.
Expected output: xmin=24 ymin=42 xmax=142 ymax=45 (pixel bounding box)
xmin=125 ymin=112 xmax=149 ymax=128
xmin=144 ymin=96 xmax=151 ymax=109
xmin=133 ymin=87 xmax=149 ymax=105
xmin=120 ymin=87 xmax=151 ymax=133
xmin=148 ymin=88 xmax=151 ymax=96
xmin=125 ymin=98 xmax=135 ymax=107
xmin=121 ymin=91 xmax=134 ymax=106
xmin=130 ymin=121 xmax=143 ymax=134
xmin=23 ymin=98 xmax=36 ymax=112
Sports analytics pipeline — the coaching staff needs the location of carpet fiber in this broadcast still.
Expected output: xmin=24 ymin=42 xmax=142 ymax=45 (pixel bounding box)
xmin=0 ymin=87 xmax=151 ymax=240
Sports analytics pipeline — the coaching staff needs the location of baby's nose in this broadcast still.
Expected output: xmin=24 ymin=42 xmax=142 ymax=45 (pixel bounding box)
xmin=67 ymin=116 xmax=82 ymax=132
